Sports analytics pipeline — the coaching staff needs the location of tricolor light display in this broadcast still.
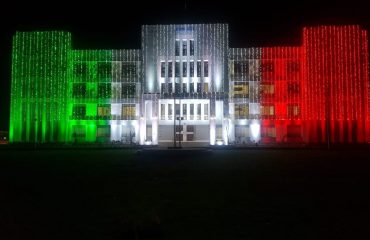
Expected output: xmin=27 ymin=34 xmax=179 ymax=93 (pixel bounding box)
xmin=9 ymin=25 xmax=370 ymax=145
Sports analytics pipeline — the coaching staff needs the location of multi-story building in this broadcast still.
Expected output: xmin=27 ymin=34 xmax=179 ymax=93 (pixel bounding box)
xmin=9 ymin=24 xmax=370 ymax=145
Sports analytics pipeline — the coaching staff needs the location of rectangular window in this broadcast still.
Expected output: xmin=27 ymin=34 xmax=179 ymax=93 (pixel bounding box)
xmin=73 ymin=63 xmax=88 ymax=78
xmin=72 ymin=83 xmax=86 ymax=98
xmin=161 ymin=62 xmax=165 ymax=78
xmin=182 ymin=83 xmax=187 ymax=93
xmin=233 ymin=61 xmax=249 ymax=77
xmin=175 ymin=104 xmax=180 ymax=116
xmin=168 ymin=83 xmax=173 ymax=93
xmin=161 ymin=83 xmax=165 ymax=94
xmin=262 ymin=127 xmax=276 ymax=138
xmin=287 ymin=105 xmax=300 ymax=117
xmin=261 ymin=105 xmax=275 ymax=116
xmin=204 ymin=104 xmax=209 ymax=120
xmin=183 ymin=62 xmax=187 ymax=77
xmin=204 ymin=82 xmax=209 ymax=92
xmin=262 ymin=61 xmax=274 ymax=72
xmin=122 ymin=104 xmax=136 ymax=120
xmin=204 ymin=61 xmax=209 ymax=77
xmin=161 ymin=104 xmax=165 ymax=120
xmin=175 ymin=61 xmax=180 ymax=77
xmin=190 ymin=40 xmax=194 ymax=56
xmin=190 ymin=104 xmax=194 ymax=120
xmin=97 ymin=104 xmax=111 ymax=119
xmin=190 ymin=82 xmax=194 ymax=93
xmin=190 ymin=61 xmax=194 ymax=77
xmin=182 ymin=103 xmax=187 ymax=120
xmin=175 ymin=40 xmax=180 ymax=56
xmin=287 ymin=61 xmax=300 ymax=73
xmin=175 ymin=83 xmax=181 ymax=94
xmin=97 ymin=62 xmax=112 ymax=79
xmin=72 ymin=104 xmax=86 ymax=120
xmin=182 ymin=40 xmax=187 ymax=56
xmin=122 ymin=83 xmax=136 ymax=97
xmin=234 ymin=104 xmax=249 ymax=119
xmin=168 ymin=104 xmax=173 ymax=120
xmin=97 ymin=125 xmax=110 ymax=138
xmin=233 ymin=82 xmax=249 ymax=98
xmin=261 ymin=84 xmax=275 ymax=95
xmin=197 ymin=83 xmax=202 ymax=93
xmin=168 ymin=61 xmax=173 ymax=78
xmin=121 ymin=62 xmax=138 ymax=78
xmin=98 ymin=83 xmax=111 ymax=99
xmin=287 ymin=83 xmax=300 ymax=95
xmin=197 ymin=61 xmax=201 ymax=77
xmin=197 ymin=104 xmax=201 ymax=120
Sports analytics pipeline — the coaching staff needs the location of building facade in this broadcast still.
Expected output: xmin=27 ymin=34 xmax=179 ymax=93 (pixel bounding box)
xmin=9 ymin=24 xmax=370 ymax=145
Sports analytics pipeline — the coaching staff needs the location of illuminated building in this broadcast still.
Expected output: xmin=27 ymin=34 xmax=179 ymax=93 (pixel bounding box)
xmin=9 ymin=24 xmax=370 ymax=145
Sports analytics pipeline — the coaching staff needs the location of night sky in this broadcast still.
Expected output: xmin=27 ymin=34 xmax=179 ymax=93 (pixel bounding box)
xmin=1 ymin=0 xmax=369 ymax=131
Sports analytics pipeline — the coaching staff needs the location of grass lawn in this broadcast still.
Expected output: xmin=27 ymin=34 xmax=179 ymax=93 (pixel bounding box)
xmin=0 ymin=148 xmax=369 ymax=239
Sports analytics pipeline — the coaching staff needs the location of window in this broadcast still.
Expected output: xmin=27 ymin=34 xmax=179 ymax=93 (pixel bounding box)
xmin=204 ymin=61 xmax=209 ymax=77
xmin=161 ymin=83 xmax=165 ymax=94
xmin=183 ymin=62 xmax=187 ymax=77
xmin=122 ymin=83 xmax=136 ymax=97
xmin=175 ymin=104 xmax=180 ymax=116
xmin=190 ymin=61 xmax=194 ymax=77
xmin=197 ymin=61 xmax=201 ymax=77
xmin=98 ymin=83 xmax=111 ymax=99
xmin=97 ymin=125 xmax=110 ymax=138
xmin=182 ymin=40 xmax=187 ymax=56
xmin=168 ymin=61 xmax=173 ymax=78
xmin=261 ymin=84 xmax=275 ymax=95
xmin=287 ymin=83 xmax=300 ymax=95
xmin=204 ymin=82 xmax=209 ymax=92
xmin=161 ymin=62 xmax=165 ymax=78
xmin=233 ymin=61 xmax=248 ymax=77
xmin=183 ymin=83 xmax=187 ymax=93
xmin=72 ymin=83 xmax=86 ymax=98
xmin=182 ymin=104 xmax=187 ymax=120
xmin=190 ymin=82 xmax=194 ymax=93
xmin=168 ymin=104 xmax=173 ymax=120
xmin=262 ymin=61 xmax=274 ymax=72
xmin=175 ymin=83 xmax=181 ymax=94
xmin=122 ymin=105 xmax=136 ymax=120
xmin=190 ymin=40 xmax=194 ymax=56
xmin=122 ymin=62 xmax=137 ymax=78
xmin=204 ymin=104 xmax=209 ymax=120
xmin=233 ymin=82 xmax=249 ymax=98
xmin=97 ymin=62 xmax=112 ymax=79
xmin=287 ymin=61 xmax=300 ymax=73
xmin=73 ymin=63 xmax=88 ymax=78
xmin=261 ymin=105 xmax=275 ymax=116
xmin=197 ymin=104 xmax=201 ymax=120
xmin=72 ymin=125 xmax=86 ymax=138
xmin=287 ymin=105 xmax=300 ymax=117
xmin=175 ymin=61 xmax=180 ymax=77
xmin=168 ymin=83 xmax=173 ymax=93
xmin=234 ymin=104 xmax=249 ymax=119
xmin=197 ymin=83 xmax=202 ymax=93
xmin=161 ymin=104 xmax=165 ymax=120
xmin=262 ymin=127 xmax=276 ymax=138
xmin=97 ymin=104 xmax=110 ymax=118
xmin=72 ymin=104 xmax=86 ymax=119
xmin=175 ymin=40 xmax=180 ymax=56
xmin=190 ymin=104 xmax=194 ymax=120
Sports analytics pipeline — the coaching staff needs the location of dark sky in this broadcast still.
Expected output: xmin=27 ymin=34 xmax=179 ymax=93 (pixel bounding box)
xmin=1 ymin=0 xmax=369 ymax=130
